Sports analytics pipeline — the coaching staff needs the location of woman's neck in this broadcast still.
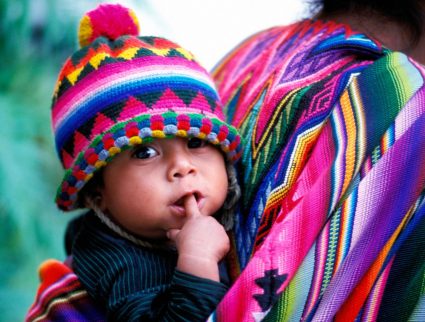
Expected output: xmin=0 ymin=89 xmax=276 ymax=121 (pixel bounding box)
xmin=317 ymin=10 xmax=425 ymax=64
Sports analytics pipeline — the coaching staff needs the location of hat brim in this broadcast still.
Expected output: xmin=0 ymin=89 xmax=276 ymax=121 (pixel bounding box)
xmin=55 ymin=110 xmax=242 ymax=211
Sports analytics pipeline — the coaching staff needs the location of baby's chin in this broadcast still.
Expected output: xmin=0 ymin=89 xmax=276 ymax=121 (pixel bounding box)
xmin=138 ymin=234 xmax=175 ymax=249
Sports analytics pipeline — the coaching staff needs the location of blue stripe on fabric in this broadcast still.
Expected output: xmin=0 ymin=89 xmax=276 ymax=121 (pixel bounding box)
xmin=55 ymin=75 xmax=219 ymax=151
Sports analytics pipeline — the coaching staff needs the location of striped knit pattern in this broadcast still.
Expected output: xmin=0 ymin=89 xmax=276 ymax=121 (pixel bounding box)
xmin=73 ymin=212 xmax=228 ymax=320
xmin=26 ymin=212 xmax=229 ymax=321
xmin=52 ymin=5 xmax=242 ymax=211
xmin=25 ymin=259 xmax=104 ymax=321
xmin=210 ymin=19 xmax=425 ymax=321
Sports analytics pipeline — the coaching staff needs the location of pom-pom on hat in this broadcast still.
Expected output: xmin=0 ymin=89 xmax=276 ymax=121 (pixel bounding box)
xmin=52 ymin=3 xmax=242 ymax=211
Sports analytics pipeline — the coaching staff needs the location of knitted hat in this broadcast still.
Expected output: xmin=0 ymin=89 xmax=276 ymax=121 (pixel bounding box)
xmin=52 ymin=4 xmax=242 ymax=211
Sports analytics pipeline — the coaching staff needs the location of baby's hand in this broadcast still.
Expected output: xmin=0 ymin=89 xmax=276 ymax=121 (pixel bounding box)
xmin=167 ymin=194 xmax=230 ymax=281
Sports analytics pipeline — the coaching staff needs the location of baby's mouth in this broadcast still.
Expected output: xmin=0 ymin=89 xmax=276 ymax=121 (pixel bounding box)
xmin=174 ymin=192 xmax=201 ymax=206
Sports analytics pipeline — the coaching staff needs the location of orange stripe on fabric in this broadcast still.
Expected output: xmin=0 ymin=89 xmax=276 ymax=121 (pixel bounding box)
xmin=334 ymin=210 xmax=411 ymax=321
xmin=339 ymin=90 xmax=357 ymax=194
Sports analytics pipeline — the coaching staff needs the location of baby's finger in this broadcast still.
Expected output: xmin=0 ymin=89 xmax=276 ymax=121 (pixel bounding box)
xmin=166 ymin=229 xmax=180 ymax=241
xmin=184 ymin=194 xmax=201 ymax=218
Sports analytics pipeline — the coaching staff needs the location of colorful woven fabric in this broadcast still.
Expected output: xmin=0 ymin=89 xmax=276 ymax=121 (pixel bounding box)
xmin=27 ymin=18 xmax=425 ymax=321
xmin=53 ymin=4 xmax=241 ymax=211
xmin=210 ymin=19 xmax=425 ymax=321
xmin=26 ymin=259 xmax=105 ymax=321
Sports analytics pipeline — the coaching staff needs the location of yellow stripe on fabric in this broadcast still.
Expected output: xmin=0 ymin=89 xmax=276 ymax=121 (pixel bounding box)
xmin=67 ymin=67 xmax=84 ymax=85
xmin=331 ymin=76 xmax=367 ymax=211
xmin=150 ymin=48 xmax=171 ymax=57
xmin=118 ymin=47 xmax=139 ymax=59
xmin=32 ymin=290 xmax=89 ymax=322
xmin=176 ymin=47 xmax=194 ymax=60
xmin=252 ymin=81 xmax=289 ymax=159
xmin=89 ymin=52 xmax=110 ymax=69
xmin=265 ymin=123 xmax=322 ymax=209
xmin=347 ymin=76 xmax=367 ymax=166
xmin=386 ymin=52 xmax=418 ymax=104
xmin=339 ymin=89 xmax=358 ymax=194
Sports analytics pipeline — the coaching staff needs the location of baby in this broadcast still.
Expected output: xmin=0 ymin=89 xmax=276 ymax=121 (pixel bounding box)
xmin=52 ymin=4 xmax=242 ymax=321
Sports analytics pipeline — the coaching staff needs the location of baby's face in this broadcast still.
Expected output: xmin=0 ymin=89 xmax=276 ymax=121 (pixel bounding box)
xmin=98 ymin=137 xmax=228 ymax=240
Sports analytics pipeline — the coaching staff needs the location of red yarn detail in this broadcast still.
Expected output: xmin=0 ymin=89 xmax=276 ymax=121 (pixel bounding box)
xmin=177 ymin=120 xmax=190 ymax=131
xmin=61 ymin=150 xmax=74 ymax=169
xmin=229 ymin=141 xmax=239 ymax=151
xmin=200 ymin=119 xmax=212 ymax=135
xmin=151 ymin=120 xmax=164 ymax=131
xmin=125 ymin=122 xmax=139 ymax=138
xmin=37 ymin=259 xmax=72 ymax=295
xmin=61 ymin=200 xmax=73 ymax=208
xmin=102 ymin=133 xmax=115 ymax=150
xmin=152 ymin=37 xmax=179 ymax=49
xmin=118 ymin=97 xmax=149 ymax=122
xmin=75 ymin=170 xmax=86 ymax=181
xmin=66 ymin=186 xmax=78 ymax=195
xmin=217 ymin=126 xmax=229 ymax=141
xmin=151 ymin=115 xmax=164 ymax=131
xmin=73 ymin=132 xmax=90 ymax=160
xmin=61 ymin=182 xmax=69 ymax=193
xmin=86 ymin=4 xmax=139 ymax=44
xmin=91 ymin=113 xmax=114 ymax=139
xmin=177 ymin=115 xmax=191 ymax=131
xmin=86 ymin=153 xmax=99 ymax=165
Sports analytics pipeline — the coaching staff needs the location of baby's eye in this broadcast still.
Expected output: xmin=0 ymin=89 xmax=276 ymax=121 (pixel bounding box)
xmin=132 ymin=146 xmax=158 ymax=159
xmin=187 ymin=137 xmax=206 ymax=149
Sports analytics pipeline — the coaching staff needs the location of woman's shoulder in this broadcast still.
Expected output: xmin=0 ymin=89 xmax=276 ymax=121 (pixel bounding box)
xmin=213 ymin=19 xmax=385 ymax=104
xmin=213 ymin=19 xmax=384 ymax=75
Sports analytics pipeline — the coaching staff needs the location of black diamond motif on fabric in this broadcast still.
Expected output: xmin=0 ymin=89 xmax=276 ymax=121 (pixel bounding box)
xmin=173 ymin=89 xmax=198 ymax=106
xmin=111 ymin=36 xmax=129 ymax=50
xmin=253 ymin=269 xmax=287 ymax=312
xmin=62 ymin=136 xmax=74 ymax=159
xmin=78 ymin=114 xmax=97 ymax=139
xmin=135 ymin=48 xmax=155 ymax=58
xmin=71 ymin=45 xmax=90 ymax=65
xmin=97 ymin=56 xmax=120 ymax=69
xmin=90 ymin=37 xmax=108 ymax=51
xmin=76 ymin=63 xmax=96 ymax=83
xmin=166 ymin=48 xmax=186 ymax=59
xmin=205 ymin=94 xmax=217 ymax=111
xmin=135 ymin=92 xmax=163 ymax=108
xmin=141 ymin=37 xmax=156 ymax=46
xmin=101 ymin=101 xmax=126 ymax=121
xmin=55 ymin=78 xmax=72 ymax=104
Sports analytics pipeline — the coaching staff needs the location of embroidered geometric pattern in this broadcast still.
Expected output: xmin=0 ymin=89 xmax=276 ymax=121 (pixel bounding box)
xmin=211 ymin=19 xmax=425 ymax=321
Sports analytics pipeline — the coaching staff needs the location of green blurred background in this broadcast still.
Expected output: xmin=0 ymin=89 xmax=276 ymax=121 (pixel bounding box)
xmin=0 ymin=0 xmax=305 ymax=320
xmin=0 ymin=0 xmax=119 ymax=320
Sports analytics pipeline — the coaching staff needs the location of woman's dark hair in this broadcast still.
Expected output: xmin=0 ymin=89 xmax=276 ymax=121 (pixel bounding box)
xmin=307 ymin=0 xmax=425 ymax=44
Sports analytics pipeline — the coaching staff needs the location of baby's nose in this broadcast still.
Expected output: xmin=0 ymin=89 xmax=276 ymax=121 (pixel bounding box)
xmin=167 ymin=153 xmax=196 ymax=180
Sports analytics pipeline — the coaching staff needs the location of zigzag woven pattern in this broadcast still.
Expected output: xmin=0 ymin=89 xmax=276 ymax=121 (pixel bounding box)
xmin=52 ymin=35 xmax=242 ymax=210
xmin=211 ymin=19 xmax=425 ymax=321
